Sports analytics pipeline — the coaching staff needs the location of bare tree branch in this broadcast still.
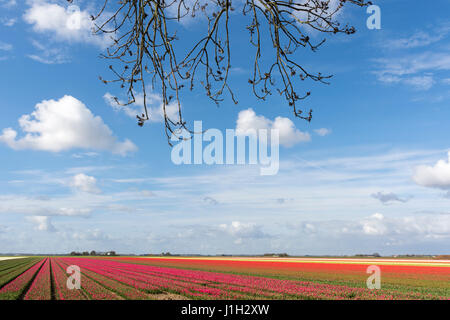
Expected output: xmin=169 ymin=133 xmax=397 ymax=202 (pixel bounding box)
xmin=84 ymin=0 xmax=371 ymax=145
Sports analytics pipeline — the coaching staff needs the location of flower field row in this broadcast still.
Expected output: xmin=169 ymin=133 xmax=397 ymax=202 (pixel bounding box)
xmin=106 ymin=256 xmax=450 ymax=295
xmin=56 ymin=257 xmax=449 ymax=300
xmin=0 ymin=258 xmax=46 ymax=300
xmin=0 ymin=258 xmax=41 ymax=288
xmin=0 ymin=257 xmax=448 ymax=300
xmin=54 ymin=259 xmax=122 ymax=300
xmin=51 ymin=258 xmax=87 ymax=300
xmin=24 ymin=258 xmax=51 ymax=300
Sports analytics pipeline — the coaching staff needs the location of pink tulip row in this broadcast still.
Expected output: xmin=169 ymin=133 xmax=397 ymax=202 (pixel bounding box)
xmin=0 ymin=259 xmax=46 ymax=299
xmin=57 ymin=257 xmax=435 ymax=300
xmin=78 ymin=258 xmax=308 ymax=299
xmin=74 ymin=264 xmax=150 ymax=300
xmin=51 ymin=258 xmax=86 ymax=300
xmin=53 ymin=259 xmax=376 ymax=298
xmin=60 ymin=257 xmax=242 ymax=299
xmin=24 ymin=258 xmax=51 ymax=300
xmin=54 ymin=259 xmax=122 ymax=300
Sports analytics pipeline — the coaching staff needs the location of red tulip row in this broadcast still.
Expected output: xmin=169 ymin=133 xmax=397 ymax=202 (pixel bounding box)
xmin=0 ymin=258 xmax=46 ymax=299
xmin=112 ymin=256 xmax=450 ymax=293
xmin=57 ymin=257 xmax=443 ymax=300
xmin=60 ymin=257 xmax=243 ymax=299
xmin=2 ymin=257 xmax=445 ymax=300
xmin=71 ymin=264 xmax=150 ymax=300
xmin=51 ymin=258 xmax=86 ymax=300
xmin=53 ymin=258 xmax=121 ymax=300
xmin=24 ymin=258 xmax=51 ymax=300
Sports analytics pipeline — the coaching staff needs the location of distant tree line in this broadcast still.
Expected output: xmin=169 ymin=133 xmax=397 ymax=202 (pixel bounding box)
xmin=263 ymin=253 xmax=289 ymax=257
xmin=355 ymin=253 xmax=381 ymax=257
xmin=69 ymin=250 xmax=117 ymax=256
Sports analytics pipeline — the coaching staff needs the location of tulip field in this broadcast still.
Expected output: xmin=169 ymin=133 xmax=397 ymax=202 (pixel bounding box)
xmin=0 ymin=256 xmax=448 ymax=300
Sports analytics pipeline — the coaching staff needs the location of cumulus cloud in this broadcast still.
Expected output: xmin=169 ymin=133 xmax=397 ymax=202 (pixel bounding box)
xmin=23 ymin=1 xmax=110 ymax=48
xmin=70 ymin=174 xmax=101 ymax=194
xmin=0 ymin=95 xmax=137 ymax=155
xmin=219 ymin=221 xmax=268 ymax=240
xmin=236 ymin=108 xmax=310 ymax=147
xmin=27 ymin=215 xmax=55 ymax=232
xmin=103 ymin=92 xmax=179 ymax=123
xmin=413 ymin=152 xmax=450 ymax=190
xmin=314 ymin=128 xmax=332 ymax=136
xmin=364 ymin=213 xmax=450 ymax=238
xmin=292 ymin=213 xmax=450 ymax=240
xmin=371 ymin=192 xmax=408 ymax=204
xmin=294 ymin=213 xmax=450 ymax=242
xmin=361 ymin=213 xmax=386 ymax=235
xmin=359 ymin=213 xmax=450 ymax=239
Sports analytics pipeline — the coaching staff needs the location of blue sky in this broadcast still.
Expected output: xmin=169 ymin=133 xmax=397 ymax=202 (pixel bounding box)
xmin=0 ymin=0 xmax=449 ymax=255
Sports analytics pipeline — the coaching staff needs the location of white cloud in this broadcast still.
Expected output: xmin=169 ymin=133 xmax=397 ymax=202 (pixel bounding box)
xmin=70 ymin=174 xmax=101 ymax=194
xmin=374 ymin=52 xmax=450 ymax=90
xmin=413 ymin=152 xmax=450 ymax=190
xmin=23 ymin=1 xmax=110 ymax=48
xmin=0 ymin=17 xmax=16 ymax=26
xmin=403 ymin=76 xmax=435 ymax=91
xmin=292 ymin=0 xmax=345 ymax=34
xmin=72 ymin=152 xmax=99 ymax=159
xmin=361 ymin=213 xmax=386 ymax=235
xmin=236 ymin=108 xmax=310 ymax=147
xmin=27 ymin=215 xmax=55 ymax=232
xmin=360 ymin=213 xmax=450 ymax=239
xmin=27 ymin=39 xmax=69 ymax=64
xmin=384 ymin=30 xmax=449 ymax=49
xmin=377 ymin=74 xmax=435 ymax=91
xmin=291 ymin=212 xmax=450 ymax=241
xmin=0 ymin=41 xmax=12 ymax=51
xmin=0 ymin=193 xmax=94 ymax=217
xmin=218 ymin=221 xmax=268 ymax=244
xmin=58 ymin=208 xmax=92 ymax=216
xmin=314 ymin=128 xmax=332 ymax=136
xmin=72 ymin=229 xmax=111 ymax=241
xmin=0 ymin=95 xmax=137 ymax=155
xmin=103 ymin=92 xmax=179 ymax=123
xmin=0 ymin=0 xmax=16 ymax=8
